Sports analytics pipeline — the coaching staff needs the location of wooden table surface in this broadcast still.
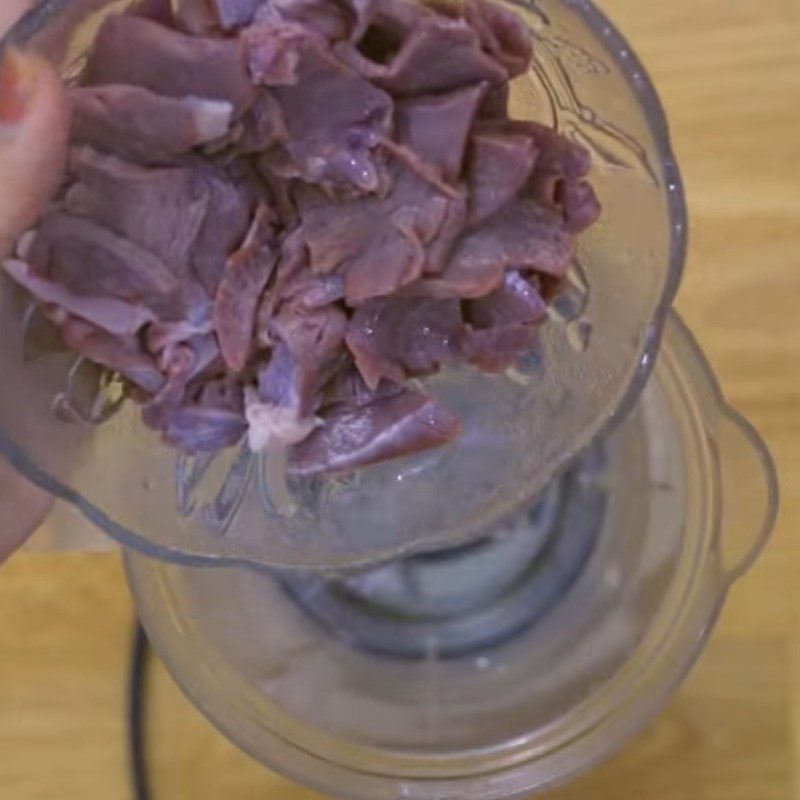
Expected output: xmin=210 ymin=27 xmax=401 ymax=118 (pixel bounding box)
xmin=2 ymin=1 xmax=799 ymax=798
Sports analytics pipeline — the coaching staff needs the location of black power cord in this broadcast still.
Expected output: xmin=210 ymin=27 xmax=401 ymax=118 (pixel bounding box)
xmin=127 ymin=623 xmax=152 ymax=800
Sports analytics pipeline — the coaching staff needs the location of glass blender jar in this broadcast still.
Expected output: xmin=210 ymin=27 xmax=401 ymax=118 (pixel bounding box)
xmin=126 ymin=313 xmax=777 ymax=800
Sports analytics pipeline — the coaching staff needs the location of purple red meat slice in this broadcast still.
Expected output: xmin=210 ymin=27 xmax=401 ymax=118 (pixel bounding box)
xmin=461 ymin=271 xmax=548 ymax=371
xmin=289 ymin=388 xmax=462 ymax=477
xmin=70 ymin=85 xmax=234 ymax=166
xmin=87 ymin=14 xmax=254 ymax=114
xmin=213 ymin=231 xmax=278 ymax=372
xmin=346 ymin=296 xmax=462 ymax=388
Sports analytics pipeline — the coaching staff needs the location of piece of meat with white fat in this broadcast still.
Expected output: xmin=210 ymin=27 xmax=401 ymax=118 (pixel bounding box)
xmin=289 ymin=388 xmax=461 ymax=476
xmin=346 ymin=296 xmax=462 ymax=388
xmin=86 ymin=13 xmax=254 ymax=115
xmin=71 ymin=85 xmax=233 ymax=165
xmin=258 ymin=302 xmax=348 ymax=416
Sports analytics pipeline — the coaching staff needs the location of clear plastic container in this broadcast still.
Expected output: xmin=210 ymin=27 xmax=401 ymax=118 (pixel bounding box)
xmin=125 ymin=313 xmax=778 ymax=800
xmin=0 ymin=0 xmax=686 ymax=569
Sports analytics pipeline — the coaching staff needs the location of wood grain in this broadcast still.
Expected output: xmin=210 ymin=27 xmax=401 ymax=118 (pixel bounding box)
xmin=1 ymin=1 xmax=799 ymax=798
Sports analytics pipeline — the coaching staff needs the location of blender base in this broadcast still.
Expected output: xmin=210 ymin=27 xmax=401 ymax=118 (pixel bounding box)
xmin=279 ymin=443 xmax=607 ymax=659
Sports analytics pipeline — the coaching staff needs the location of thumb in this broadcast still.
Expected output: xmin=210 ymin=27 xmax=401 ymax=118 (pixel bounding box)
xmin=0 ymin=46 xmax=71 ymax=255
xmin=0 ymin=42 xmax=69 ymax=559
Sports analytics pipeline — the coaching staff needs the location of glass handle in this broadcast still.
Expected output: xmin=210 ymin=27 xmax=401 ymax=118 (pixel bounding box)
xmin=716 ymin=408 xmax=779 ymax=586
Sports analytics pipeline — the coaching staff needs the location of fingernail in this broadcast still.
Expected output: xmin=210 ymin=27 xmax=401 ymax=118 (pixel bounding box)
xmin=0 ymin=48 xmax=36 ymax=126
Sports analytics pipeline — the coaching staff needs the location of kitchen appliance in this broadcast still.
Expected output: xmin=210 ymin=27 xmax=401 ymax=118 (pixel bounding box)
xmin=0 ymin=2 xmax=777 ymax=798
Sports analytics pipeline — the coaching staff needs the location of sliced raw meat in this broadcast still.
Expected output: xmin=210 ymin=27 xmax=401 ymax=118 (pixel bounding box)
xmin=408 ymin=199 xmax=574 ymax=298
xmin=238 ymin=90 xmax=288 ymax=153
xmin=70 ymin=85 xmax=233 ymax=165
xmin=130 ymin=0 xmax=174 ymax=24
xmin=462 ymin=271 xmax=547 ymax=371
xmin=336 ymin=13 xmax=507 ymax=95
xmin=160 ymin=374 xmax=247 ymax=452
xmin=289 ymin=389 xmax=461 ymax=476
xmin=254 ymin=229 xmax=310 ymax=344
xmin=206 ymin=0 xmax=262 ymax=30
xmin=171 ymin=0 xmax=219 ymax=34
xmin=322 ymin=366 xmax=403 ymax=409
xmin=244 ymin=21 xmax=303 ymax=85
xmin=295 ymin=161 xmax=464 ymax=303
xmin=248 ymin=24 xmax=393 ymax=191
xmin=346 ymin=296 xmax=462 ymax=388
xmin=394 ymin=84 xmax=485 ymax=182
xmin=254 ymin=0 xmax=354 ymax=40
xmin=174 ymin=0 xmax=260 ymax=33
xmin=144 ymin=318 xmax=216 ymax=358
xmin=555 ymin=179 xmax=602 ymax=234
xmin=141 ymin=334 xmax=221 ymax=432
xmin=474 ymin=118 xmax=601 ymax=231
xmin=464 ymin=0 xmax=533 ymax=78
xmin=28 ymin=212 xmax=179 ymax=304
xmin=163 ymin=406 xmax=247 ymax=452
xmin=58 ymin=316 xmax=165 ymax=394
xmin=65 ymin=148 xmax=209 ymax=274
xmin=87 ymin=14 xmax=254 ymax=114
xmin=214 ymin=207 xmax=279 ymax=372
xmin=141 ymin=344 xmax=198 ymax=430
xmin=259 ymin=302 xmax=348 ymax=415
xmin=282 ymin=271 xmax=345 ymax=309
xmin=194 ymin=375 xmax=246 ymax=414
xmin=2 ymin=259 xmax=155 ymax=336
xmin=245 ymin=388 xmax=321 ymax=453
xmin=466 ymin=131 xmax=539 ymax=225
xmin=190 ymin=168 xmax=254 ymax=296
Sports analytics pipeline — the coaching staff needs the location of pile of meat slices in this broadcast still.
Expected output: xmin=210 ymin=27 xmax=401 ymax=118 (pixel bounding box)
xmin=3 ymin=0 xmax=600 ymax=477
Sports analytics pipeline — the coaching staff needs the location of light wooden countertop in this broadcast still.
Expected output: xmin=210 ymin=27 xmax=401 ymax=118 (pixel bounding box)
xmin=1 ymin=1 xmax=799 ymax=798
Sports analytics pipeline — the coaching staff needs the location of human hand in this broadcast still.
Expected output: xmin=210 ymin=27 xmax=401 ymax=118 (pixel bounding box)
xmin=0 ymin=0 xmax=71 ymax=562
